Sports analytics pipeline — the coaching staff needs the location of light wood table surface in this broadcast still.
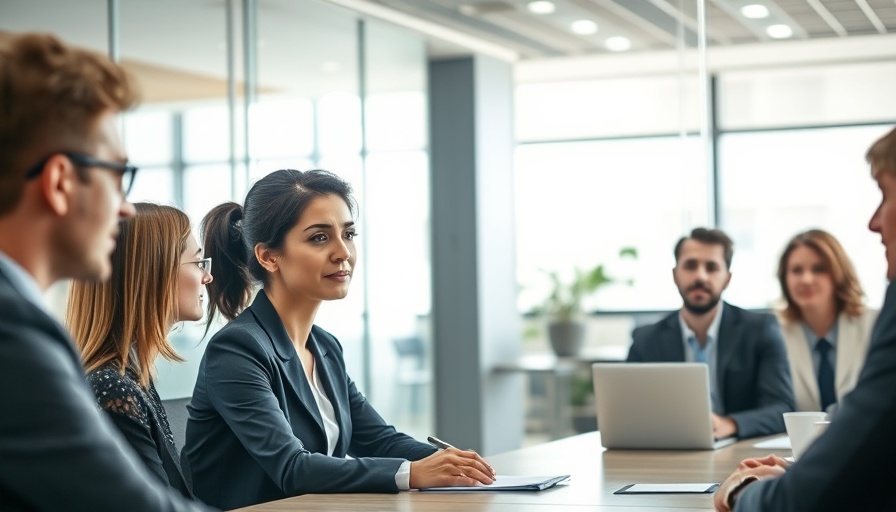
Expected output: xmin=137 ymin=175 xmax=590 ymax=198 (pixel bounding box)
xmin=234 ymin=431 xmax=791 ymax=511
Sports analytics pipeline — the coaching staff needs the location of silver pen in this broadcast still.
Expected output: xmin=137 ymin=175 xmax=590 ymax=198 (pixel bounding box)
xmin=427 ymin=435 xmax=455 ymax=450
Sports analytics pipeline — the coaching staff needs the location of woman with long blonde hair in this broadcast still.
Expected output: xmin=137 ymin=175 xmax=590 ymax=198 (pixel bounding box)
xmin=67 ymin=202 xmax=212 ymax=499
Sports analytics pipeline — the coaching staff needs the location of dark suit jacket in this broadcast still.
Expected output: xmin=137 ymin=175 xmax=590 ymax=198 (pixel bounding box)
xmin=627 ymin=303 xmax=794 ymax=438
xmin=183 ymin=290 xmax=437 ymax=510
xmin=0 ymin=268 xmax=213 ymax=511
xmin=735 ymin=282 xmax=896 ymax=511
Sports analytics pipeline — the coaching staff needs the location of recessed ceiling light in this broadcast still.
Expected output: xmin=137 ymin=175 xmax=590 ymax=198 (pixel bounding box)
xmin=604 ymin=36 xmax=632 ymax=52
xmin=527 ymin=1 xmax=556 ymax=14
xmin=570 ymin=19 xmax=598 ymax=35
xmin=740 ymin=4 xmax=769 ymax=19
xmin=766 ymin=24 xmax=793 ymax=39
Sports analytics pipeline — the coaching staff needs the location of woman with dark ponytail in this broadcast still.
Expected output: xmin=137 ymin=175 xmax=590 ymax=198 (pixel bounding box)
xmin=183 ymin=169 xmax=495 ymax=510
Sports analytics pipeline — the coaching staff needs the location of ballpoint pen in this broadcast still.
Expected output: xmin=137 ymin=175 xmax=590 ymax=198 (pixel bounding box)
xmin=427 ymin=435 xmax=455 ymax=450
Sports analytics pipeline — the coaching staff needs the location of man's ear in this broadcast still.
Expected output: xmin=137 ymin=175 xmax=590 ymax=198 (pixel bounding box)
xmin=38 ymin=154 xmax=75 ymax=216
xmin=723 ymin=271 xmax=732 ymax=291
xmin=254 ymin=243 xmax=279 ymax=273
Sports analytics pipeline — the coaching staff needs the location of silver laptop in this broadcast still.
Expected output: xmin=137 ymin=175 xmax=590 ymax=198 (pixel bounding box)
xmin=592 ymin=363 xmax=736 ymax=450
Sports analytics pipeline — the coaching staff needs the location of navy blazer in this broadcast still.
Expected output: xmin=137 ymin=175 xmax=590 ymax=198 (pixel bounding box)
xmin=735 ymin=283 xmax=896 ymax=511
xmin=0 ymin=268 xmax=212 ymax=512
xmin=627 ymin=303 xmax=794 ymax=438
xmin=184 ymin=290 xmax=437 ymax=510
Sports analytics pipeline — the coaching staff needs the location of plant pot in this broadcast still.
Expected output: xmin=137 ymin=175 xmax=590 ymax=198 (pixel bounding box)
xmin=571 ymin=406 xmax=597 ymax=433
xmin=548 ymin=321 xmax=585 ymax=357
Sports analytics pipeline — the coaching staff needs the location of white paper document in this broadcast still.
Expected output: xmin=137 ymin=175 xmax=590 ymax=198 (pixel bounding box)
xmin=753 ymin=435 xmax=791 ymax=450
xmin=419 ymin=474 xmax=570 ymax=492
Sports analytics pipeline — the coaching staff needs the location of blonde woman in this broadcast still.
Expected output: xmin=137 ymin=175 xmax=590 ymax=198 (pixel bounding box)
xmin=67 ymin=203 xmax=213 ymax=499
xmin=775 ymin=229 xmax=877 ymax=413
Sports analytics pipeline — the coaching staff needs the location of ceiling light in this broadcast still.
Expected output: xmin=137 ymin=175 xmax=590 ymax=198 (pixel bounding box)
xmin=766 ymin=24 xmax=793 ymax=39
xmin=527 ymin=1 xmax=556 ymax=14
xmin=570 ymin=19 xmax=598 ymax=35
xmin=604 ymin=36 xmax=632 ymax=52
xmin=740 ymin=4 xmax=769 ymax=19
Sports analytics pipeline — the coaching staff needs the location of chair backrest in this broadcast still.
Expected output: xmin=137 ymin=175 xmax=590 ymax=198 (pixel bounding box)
xmin=161 ymin=397 xmax=191 ymax=452
xmin=393 ymin=336 xmax=425 ymax=369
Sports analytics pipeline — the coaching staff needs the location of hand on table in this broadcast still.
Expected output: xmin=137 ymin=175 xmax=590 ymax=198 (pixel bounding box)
xmin=712 ymin=413 xmax=738 ymax=439
xmin=713 ymin=454 xmax=789 ymax=512
xmin=409 ymin=447 xmax=496 ymax=489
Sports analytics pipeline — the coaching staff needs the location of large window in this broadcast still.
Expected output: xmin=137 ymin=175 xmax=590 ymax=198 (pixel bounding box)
xmin=514 ymin=136 xmax=707 ymax=313
xmin=2 ymin=0 xmax=433 ymax=437
xmin=719 ymin=125 xmax=891 ymax=310
xmin=515 ymin=59 xmax=896 ymax=320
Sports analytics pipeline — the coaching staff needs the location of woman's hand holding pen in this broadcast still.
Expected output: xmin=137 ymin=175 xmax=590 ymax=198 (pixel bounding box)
xmin=409 ymin=437 xmax=496 ymax=488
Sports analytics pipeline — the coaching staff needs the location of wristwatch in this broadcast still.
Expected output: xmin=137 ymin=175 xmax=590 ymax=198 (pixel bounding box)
xmin=726 ymin=475 xmax=760 ymax=509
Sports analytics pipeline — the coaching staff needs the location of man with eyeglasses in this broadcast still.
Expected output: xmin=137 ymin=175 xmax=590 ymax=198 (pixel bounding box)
xmin=0 ymin=33 xmax=215 ymax=511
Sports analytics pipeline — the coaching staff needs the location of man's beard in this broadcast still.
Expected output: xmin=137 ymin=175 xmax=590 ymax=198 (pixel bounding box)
xmin=680 ymin=285 xmax=722 ymax=315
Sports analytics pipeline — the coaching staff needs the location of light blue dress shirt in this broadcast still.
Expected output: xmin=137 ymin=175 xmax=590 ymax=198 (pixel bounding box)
xmin=679 ymin=303 xmax=724 ymax=414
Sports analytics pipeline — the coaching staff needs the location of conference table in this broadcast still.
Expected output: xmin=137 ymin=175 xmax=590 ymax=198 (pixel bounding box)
xmin=235 ymin=431 xmax=791 ymax=511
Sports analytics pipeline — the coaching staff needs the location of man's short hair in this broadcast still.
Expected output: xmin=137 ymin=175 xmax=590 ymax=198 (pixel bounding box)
xmin=674 ymin=227 xmax=734 ymax=270
xmin=867 ymin=126 xmax=896 ymax=178
xmin=0 ymin=32 xmax=138 ymax=215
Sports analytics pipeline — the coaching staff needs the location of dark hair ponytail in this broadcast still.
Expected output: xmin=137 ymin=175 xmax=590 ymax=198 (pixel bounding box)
xmin=202 ymin=202 xmax=252 ymax=324
xmin=202 ymin=169 xmax=355 ymax=327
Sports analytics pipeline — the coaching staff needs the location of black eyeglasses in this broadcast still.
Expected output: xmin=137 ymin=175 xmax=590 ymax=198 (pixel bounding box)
xmin=24 ymin=151 xmax=138 ymax=196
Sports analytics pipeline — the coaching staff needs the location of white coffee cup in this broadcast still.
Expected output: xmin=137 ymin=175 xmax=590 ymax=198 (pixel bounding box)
xmin=784 ymin=412 xmax=827 ymax=461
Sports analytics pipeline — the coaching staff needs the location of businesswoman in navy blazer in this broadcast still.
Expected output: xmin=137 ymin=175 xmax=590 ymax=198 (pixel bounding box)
xmin=183 ymin=169 xmax=495 ymax=509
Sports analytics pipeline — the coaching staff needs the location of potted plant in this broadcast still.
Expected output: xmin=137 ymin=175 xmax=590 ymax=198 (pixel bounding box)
xmin=540 ymin=247 xmax=637 ymax=357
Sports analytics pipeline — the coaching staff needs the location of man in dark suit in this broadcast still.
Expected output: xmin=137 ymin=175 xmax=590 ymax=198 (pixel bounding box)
xmin=627 ymin=228 xmax=794 ymax=439
xmin=714 ymin=127 xmax=896 ymax=511
xmin=0 ymin=33 xmax=214 ymax=511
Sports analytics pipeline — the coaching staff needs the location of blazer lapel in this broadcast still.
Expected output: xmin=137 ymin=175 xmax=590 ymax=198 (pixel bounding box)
xmin=784 ymin=320 xmax=820 ymax=409
xmin=248 ymin=291 xmax=325 ymax=435
xmin=715 ymin=303 xmax=741 ymax=404
xmin=660 ymin=313 xmax=686 ymax=361
xmin=835 ymin=312 xmax=862 ymax=396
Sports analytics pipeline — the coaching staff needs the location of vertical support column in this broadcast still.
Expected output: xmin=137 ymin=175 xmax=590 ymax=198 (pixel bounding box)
xmin=429 ymin=55 xmax=522 ymax=455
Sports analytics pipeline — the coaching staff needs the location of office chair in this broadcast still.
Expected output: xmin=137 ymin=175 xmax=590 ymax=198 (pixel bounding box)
xmin=160 ymin=397 xmax=191 ymax=452
xmin=392 ymin=336 xmax=430 ymax=419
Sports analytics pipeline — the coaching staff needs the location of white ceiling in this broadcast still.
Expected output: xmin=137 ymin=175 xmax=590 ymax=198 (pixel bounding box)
xmin=363 ymin=0 xmax=896 ymax=58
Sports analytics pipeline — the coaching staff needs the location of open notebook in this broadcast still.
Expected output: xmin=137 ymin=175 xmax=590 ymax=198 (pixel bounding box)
xmin=419 ymin=474 xmax=570 ymax=492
